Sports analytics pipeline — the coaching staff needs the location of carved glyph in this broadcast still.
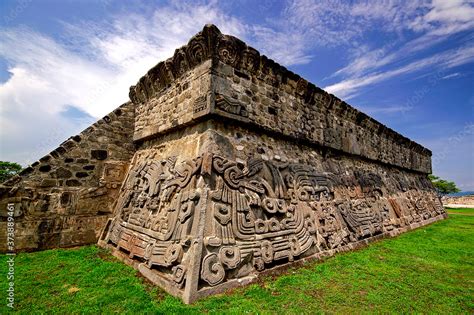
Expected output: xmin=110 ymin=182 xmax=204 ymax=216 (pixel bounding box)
xmin=101 ymin=151 xmax=445 ymax=294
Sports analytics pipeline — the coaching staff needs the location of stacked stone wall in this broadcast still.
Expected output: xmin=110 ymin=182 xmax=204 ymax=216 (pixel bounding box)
xmin=0 ymin=102 xmax=135 ymax=251
xmin=211 ymin=60 xmax=431 ymax=173
xmin=130 ymin=25 xmax=432 ymax=174
xmin=98 ymin=25 xmax=444 ymax=303
xmin=99 ymin=120 xmax=444 ymax=303
xmin=134 ymin=61 xmax=213 ymax=141
xmin=0 ymin=25 xmax=446 ymax=304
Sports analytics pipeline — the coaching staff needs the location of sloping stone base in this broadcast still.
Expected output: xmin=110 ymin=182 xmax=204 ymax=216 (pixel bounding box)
xmin=98 ymin=125 xmax=445 ymax=304
xmin=99 ymin=212 xmax=446 ymax=303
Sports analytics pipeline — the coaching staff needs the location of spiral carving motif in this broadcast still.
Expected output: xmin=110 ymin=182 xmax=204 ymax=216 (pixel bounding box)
xmin=219 ymin=246 xmax=241 ymax=269
xmin=242 ymin=48 xmax=260 ymax=72
xmin=201 ymin=253 xmax=225 ymax=286
xmin=217 ymin=37 xmax=239 ymax=66
xmin=186 ymin=36 xmax=209 ymax=66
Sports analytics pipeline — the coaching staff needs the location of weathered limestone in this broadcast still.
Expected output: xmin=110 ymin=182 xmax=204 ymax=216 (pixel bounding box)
xmin=1 ymin=24 xmax=445 ymax=303
xmin=0 ymin=102 xmax=135 ymax=251
xmin=97 ymin=25 xmax=445 ymax=303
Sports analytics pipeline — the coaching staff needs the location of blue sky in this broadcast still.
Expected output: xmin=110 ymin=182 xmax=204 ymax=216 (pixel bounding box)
xmin=0 ymin=0 xmax=473 ymax=190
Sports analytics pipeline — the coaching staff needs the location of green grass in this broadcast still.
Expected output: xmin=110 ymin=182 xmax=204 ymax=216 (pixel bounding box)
xmin=446 ymin=207 xmax=474 ymax=215
xmin=1 ymin=212 xmax=473 ymax=314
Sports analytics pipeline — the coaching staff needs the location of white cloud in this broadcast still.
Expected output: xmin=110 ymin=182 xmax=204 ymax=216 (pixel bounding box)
xmin=324 ymin=43 xmax=474 ymax=99
xmin=356 ymin=105 xmax=414 ymax=115
xmin=239 ymin=0 xmax=426 ymax=67
xmin=441 ymin=72 xmax=461 ymax=79
xmin=331 ymin=44 xmax=400 ymax=78
xmin=249 ymin=25 xmax=313 ymax=65
xmin=63 ymin=2 xmax=247 ymax=69
xmin=409 ymin=0 xmax=474 ymax=34
xmin=323 ymin=0 xmax=474 ymax=99
xmin=0 ymin=1 xmax=248 ymax=165
xmin=282 ymin=0 xmax=429 ymax=47
xmin=0 ymin=28 xmax=119 ymax=117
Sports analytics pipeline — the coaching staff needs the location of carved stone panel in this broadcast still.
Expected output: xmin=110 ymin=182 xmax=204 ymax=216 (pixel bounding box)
xmin=99 ymin=151 xmax=445 ymax=303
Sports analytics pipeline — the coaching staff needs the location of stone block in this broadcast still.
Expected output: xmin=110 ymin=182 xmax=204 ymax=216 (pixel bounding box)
xmin=0 ymin=24 xmax=445 ymax=304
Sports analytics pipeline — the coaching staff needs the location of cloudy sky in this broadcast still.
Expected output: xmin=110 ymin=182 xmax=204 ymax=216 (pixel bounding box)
xmin=0 ymin=0 xmax=473 ymax=190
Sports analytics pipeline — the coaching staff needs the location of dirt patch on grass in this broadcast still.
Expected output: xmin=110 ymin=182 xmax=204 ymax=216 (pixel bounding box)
xmin=68 ymin=287 xmax=80 ymax=294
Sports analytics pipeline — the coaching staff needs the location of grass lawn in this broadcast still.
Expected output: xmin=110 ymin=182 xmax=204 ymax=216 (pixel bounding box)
xmin=1 ymin=211 xmax=473 ymax=314
xmin=446 ymin=207 xmax=474 ymax=215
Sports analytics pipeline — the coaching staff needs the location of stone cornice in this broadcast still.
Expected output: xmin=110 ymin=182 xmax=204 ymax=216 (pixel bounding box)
xmin=129 ymin=24 xmax=431 ymax=156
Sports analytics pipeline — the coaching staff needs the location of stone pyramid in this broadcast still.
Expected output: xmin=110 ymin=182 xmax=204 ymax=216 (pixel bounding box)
xmin=0 ymin=25 xmax=445 ymax=304
xmin=97 ymin=25 xmax=445 ymax=303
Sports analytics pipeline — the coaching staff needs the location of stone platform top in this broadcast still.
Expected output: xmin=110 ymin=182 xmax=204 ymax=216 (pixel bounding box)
xmin=129 ymin=24 xmax=432 ymax=174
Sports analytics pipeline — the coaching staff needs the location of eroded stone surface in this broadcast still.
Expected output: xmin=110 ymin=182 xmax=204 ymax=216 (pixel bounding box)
xmin=0 ymin=103 xmax=134 ymax=251
xmin=99 ymin=124 xmax=444 ymax=303
xmin=1 ymin=24 xmax=445 ymax=303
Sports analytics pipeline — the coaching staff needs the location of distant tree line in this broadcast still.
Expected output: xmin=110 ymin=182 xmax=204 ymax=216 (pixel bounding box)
xmin=428 ymin=174 xmax=461 ymax=196
xmin=0 ymin=161 xmax=22 ymax=182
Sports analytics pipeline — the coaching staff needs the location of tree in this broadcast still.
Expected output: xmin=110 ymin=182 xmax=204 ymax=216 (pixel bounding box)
xmin=0 ymin=161 xmax=22 ymax=183
xmin=428 ymin=174 xmax=461 ymax=196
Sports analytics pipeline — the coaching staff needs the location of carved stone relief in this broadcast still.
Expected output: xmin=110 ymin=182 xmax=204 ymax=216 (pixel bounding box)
xmin=101 ymin=152 xmax=445 ymax=297
xmin=214 ymin=94 xmax=248 ymax=118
